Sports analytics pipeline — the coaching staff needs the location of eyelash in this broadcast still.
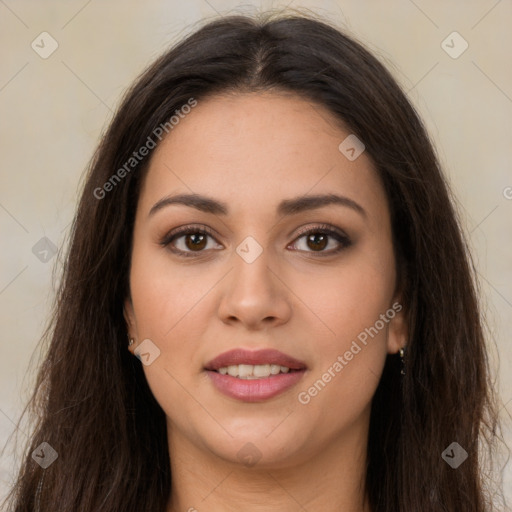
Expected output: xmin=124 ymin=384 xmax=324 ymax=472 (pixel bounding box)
xmin=159 ymin=223 xmax=352 ymax=258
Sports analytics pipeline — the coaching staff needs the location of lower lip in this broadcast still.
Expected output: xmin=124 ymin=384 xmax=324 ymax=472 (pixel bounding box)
xmin=206 ymin=370 xmax=306 ymax=402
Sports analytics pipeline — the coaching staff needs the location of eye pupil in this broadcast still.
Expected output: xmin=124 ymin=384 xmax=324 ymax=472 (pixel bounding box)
xmin=307 ymin=233 xmax=328 ymax=251
xmin=186 ymin=233 xmax=207 ymax=250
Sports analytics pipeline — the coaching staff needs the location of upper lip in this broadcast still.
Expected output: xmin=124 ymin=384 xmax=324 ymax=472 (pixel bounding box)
xmin=204 ymin=348 xmax=307 ymax=371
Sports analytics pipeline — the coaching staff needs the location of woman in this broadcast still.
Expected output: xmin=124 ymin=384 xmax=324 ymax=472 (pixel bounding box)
xmin=4 ymin=11 xmax=505 ymax=512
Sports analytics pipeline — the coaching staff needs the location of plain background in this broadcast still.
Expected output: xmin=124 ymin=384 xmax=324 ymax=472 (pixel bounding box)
xmin=0 ymin=0 xmax=511 ymax=504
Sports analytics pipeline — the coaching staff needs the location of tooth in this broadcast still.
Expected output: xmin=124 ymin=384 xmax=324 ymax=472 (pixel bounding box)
xmin=238 ymin=364 xmax=253 ymax=378
xmin=253 ymin=364 xmax=271 ymax=377
xmin=227 ymin=365 xmax=239 ymax=377
xmin=270 ymin=364 xmax=281 ymax=375
xmin=218 ymin=364 xmax=292 ymax=378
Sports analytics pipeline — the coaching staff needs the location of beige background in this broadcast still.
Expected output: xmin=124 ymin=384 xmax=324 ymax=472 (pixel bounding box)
xmin=0 ymin=0 xmax=511 ymax=503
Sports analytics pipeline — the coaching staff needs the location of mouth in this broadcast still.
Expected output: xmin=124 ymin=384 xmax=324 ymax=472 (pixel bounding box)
xmin=204 ymin=348 xmax=307 ymax=402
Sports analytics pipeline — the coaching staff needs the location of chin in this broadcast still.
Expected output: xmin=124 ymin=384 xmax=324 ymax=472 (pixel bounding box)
xmin=197 ymin=419 xmax=314 ymax=469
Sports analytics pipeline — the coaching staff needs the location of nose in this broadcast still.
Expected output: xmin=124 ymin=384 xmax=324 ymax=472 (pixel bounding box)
xmin=216 ymin=247 xmax=293 ymax=331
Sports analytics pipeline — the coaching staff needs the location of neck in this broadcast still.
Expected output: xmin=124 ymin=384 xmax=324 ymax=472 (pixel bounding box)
xmin=166 ymin=419 xmax=371 ymax=512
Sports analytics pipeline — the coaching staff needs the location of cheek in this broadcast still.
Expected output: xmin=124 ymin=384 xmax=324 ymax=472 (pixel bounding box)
xmin=127 ymin=245 xmax=211 ymax=407
xmin=129 ymin=240 xmax=214 ymax=341
xmin=128 ymin=250 xmax=215 ymax=431
xmin=299 ymin=240 xmax=395 ymax=344
xmin=294 ymin=246 xmax=394 ymax=411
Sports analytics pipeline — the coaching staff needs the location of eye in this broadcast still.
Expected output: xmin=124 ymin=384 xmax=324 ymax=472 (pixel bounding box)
xmin=160 ymin=223 xmax=352 ymax=258
xmin=159 ymin=225 xmax=223 ymax=258
xmin=288 ymin=224 xmax=352 ymax=255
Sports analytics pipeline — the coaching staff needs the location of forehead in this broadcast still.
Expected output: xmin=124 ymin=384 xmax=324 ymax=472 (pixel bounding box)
xmin=138 ymin=92 xmax=389 ymax=228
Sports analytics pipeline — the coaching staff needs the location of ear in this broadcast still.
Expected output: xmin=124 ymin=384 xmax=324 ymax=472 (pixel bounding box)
xmin=386 ymin=299 xmax=408 ymax=354
xmin=124 ymin=296 xmax=137 ymax=353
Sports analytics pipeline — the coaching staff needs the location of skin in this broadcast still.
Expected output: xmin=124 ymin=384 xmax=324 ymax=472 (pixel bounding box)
xmin=124 ymin=92 xmax=407 ymax=512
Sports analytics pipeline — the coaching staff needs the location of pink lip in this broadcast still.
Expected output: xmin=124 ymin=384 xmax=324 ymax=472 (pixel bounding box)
xmin=204 ymin=348 xmax=307 ymax=402
xmin=206 ymin=370 xmax=306 ymax=402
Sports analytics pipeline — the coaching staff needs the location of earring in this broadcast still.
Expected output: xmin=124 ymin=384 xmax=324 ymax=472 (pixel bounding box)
xmin=128 ymin=337 xmax=134 ymax=347
xmin=399 ymin=346 xmax=406 ymax=376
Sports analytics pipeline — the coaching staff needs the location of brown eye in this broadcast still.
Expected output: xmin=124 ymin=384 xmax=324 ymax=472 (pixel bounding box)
xmin=160 ymin=225 xmax=223 ymax=258
xmin=305 ymin=233 xmax=328 ymax=251
xmin=184 ymin=233 xmax=208 ymax=251
xmin=289 ymin=225 xmax=352 ymax=255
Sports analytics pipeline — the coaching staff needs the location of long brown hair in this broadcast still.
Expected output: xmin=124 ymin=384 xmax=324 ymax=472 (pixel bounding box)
xmin=4 ymin=10 xmax=506 ymax=511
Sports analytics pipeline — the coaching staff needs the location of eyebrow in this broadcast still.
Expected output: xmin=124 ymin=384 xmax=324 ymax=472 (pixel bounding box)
xmin=148 ymin=192 xmax=367 ymax=219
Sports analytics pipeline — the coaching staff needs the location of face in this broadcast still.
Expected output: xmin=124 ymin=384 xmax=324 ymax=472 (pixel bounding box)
xmin=124 ymin=92 xmax=407 ymax=469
